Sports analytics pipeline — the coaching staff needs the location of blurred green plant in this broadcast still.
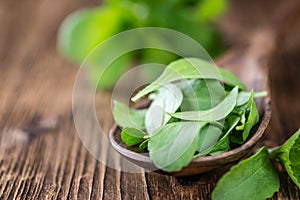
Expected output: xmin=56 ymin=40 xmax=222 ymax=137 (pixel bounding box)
xmin=58 ymin=0 xmax=227 ymax=90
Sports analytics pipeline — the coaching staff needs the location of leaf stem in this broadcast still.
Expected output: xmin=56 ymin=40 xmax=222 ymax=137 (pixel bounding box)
xmin=254 ymin=91 xmax=268 ymax=98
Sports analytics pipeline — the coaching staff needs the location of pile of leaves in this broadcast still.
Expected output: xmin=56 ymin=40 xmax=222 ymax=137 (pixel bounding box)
xmin=113 ymin=57 xmax=265 ymax=172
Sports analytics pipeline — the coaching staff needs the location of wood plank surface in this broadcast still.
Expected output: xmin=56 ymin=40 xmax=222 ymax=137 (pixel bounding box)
xmin=0 ymin=0 xmax=299 ymax=199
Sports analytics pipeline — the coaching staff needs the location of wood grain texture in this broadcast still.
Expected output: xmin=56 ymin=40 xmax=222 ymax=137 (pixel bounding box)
xmin=0 ymin=0 xmax=299 ymax=199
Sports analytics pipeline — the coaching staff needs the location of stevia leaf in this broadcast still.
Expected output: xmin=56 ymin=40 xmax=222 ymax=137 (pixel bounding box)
xmin=131 ymin=58 xmax=246 ymax=102
xmin=272 ymin=129 xmax=300 ymax=188
xmin=121 ymin=127 xmax=146 ymax=146
xmin=237 ymin=91 xmax=268 ymax=106
xmin=176 ymin=79 xmax=225 ymax=111
xmin=170 ymin=86 xmax=238 ymax=121
xmin=241 ymin=92 xmax=259 ymax=141
xmin=231 ymin=92 xmax=259 ymax=144
xmin=148 ymin=122 xmax=207 ymax=172
xmin=212 ymin=147 xmax=280 ymax=200
xmin=209 ymin=116 xmax=240 ymax=155
xmin=237 ymin=91 xmax=251 ymax=106
xmin=145 ymin=84 xmax=183 ymax=135
xmin=196 ymin=125 xmax=223 ymax=157
xmin=113 ymin=101 xmax=147 ymax=129
xmin=139 ymin=139 xmax=149 ymax=150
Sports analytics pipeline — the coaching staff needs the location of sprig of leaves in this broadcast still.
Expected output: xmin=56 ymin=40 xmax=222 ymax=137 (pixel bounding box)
xmin=271 ymin=129 xmax=300 ymax=188
xmin=212 ymin=129 xmax=300 ymax=200
xmin=212 ymin=147 xmax=280 ymax=200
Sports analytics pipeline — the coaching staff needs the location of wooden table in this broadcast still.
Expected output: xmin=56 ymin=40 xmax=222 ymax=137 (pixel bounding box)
xmin=0 ymin=0 xmax=299 ymax=199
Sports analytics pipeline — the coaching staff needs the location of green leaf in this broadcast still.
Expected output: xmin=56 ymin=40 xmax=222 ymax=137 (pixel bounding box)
xmin=121 ymin=127 xmax=146 ymax=146
xmin=197 ymin=125 xmax=223 ymax=157
xmin=139 ymin=138 xmax=149 ymax=150
xmin=212 ymin=147 xmax=280 ymax=200
xmin=209 ymin=116 xmax=240 ymax=155
xmin=231 ymin=92 xmax=259 ymax=144
xmin=176 ymin=79 xmax=225 ymax=111
xmin=236 ymin=91 xmax=251 ymax=107
xmin=148 ymin=122 xmax=207 ymax=172
xmin=145 ymin=84 xmax=183 ymax=135
xmin=271 ymin=129 xmax=300 ymax=188
xmin=131 ymin=58 xmax=247 ymax=102
xmin=113 ymin=101 xmax=147 ymax=129
xmin=240 ymin=92 xmax=259 ymax=141
xmin=58 ymin=7 xmax=122 ymax=63
xmin=237 ymin=91 xmax=268 ymax=106
xmin=170 ymin=86 xmax=238 ymax=121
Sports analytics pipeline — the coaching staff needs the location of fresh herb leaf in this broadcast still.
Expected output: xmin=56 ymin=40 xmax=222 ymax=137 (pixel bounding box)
xmin=131 ymin=58 xmax=246 ymax=102
xmin=239 ymin=92 xmax=259 ymax=142
xmin=237 ymin=91 xmax=268 ymax=106
xmin=209 ymin=116 xmax=240 ymax=155
xmin=170 ymin=86 xmax=238 ymax=121
xmin=113 ymin=101 xmax=147 ymax=129
xmin=139 ymin=139 xmax=149 ymax=150
xmin=212 ymin=147 xmax=280 ymax=200
xmin=196 ymin=125 xmax=223 ymax=157
xmin=231 ymin=92 xmax=259 ymax=144
xmin=145 ymin=84 xmax=183 ymax=135
xmin=271 ymin=129 xmax=300 ymax=188
xmin=176 ymin=79 xmax=225 ymax=111
xmin=148 ymin=122 xmax=207 ymax=172
xmin=236 ymin=91 xmax=251 ymax=106
xmin=121 ymin=127 xmax=146 ymax=146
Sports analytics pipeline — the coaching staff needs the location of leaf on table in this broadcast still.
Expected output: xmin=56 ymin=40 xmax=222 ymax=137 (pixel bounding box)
xmin=121 ymin=127 xmax=146 ymax=146
xmin=113 ymin=101 xmax=147 ymax=129
xmin=145 ymin=83 xmax=183 ymax=135
xmin=131 ymin=58 xmax=246 ymax=102
xmin=272 ymin=129 xmax=300 ymax=188
xmin=170 ymin=86 xmax=238 ymax=121
xmin=212 ymin=147 xmax=280 ymax=200
xmin=148 ymin=122 xmax=207 ymax=172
